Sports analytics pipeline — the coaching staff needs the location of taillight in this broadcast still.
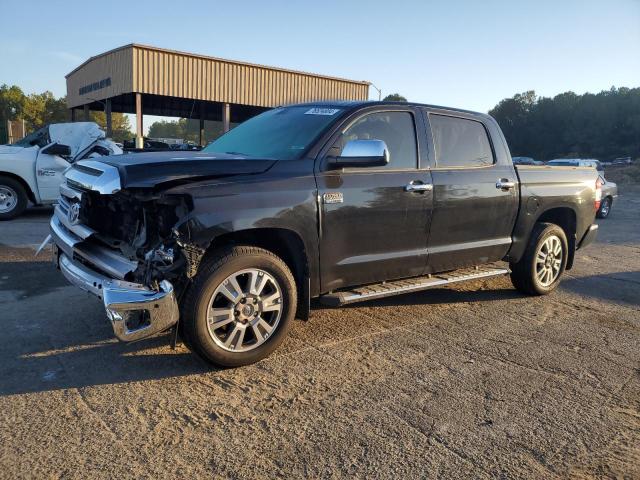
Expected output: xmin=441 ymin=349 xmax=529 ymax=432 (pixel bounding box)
xmin=595 ymin=177 xmax=603 ymax=211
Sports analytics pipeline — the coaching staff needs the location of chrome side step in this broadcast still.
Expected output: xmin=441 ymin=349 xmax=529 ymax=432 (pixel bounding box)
xmin=319 ymin=265 xmax=510 ymax=307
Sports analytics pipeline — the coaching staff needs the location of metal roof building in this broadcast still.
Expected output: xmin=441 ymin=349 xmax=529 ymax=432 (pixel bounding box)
xmin=66 ymin=44 xmax=370 ymax=147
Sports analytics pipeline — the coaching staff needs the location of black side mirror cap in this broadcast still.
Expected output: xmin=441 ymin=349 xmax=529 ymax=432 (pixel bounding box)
xmin=41 ymin=143 xmax=72 ymax=157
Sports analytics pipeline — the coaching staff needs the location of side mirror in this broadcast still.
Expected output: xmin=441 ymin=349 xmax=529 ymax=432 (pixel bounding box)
xmin=42 ymin=143 xmax=72 ymax=157
xmin=329 ymin=139 xmax=389 ymax=168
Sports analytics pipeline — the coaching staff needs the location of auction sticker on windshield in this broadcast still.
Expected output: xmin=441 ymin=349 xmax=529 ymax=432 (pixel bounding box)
xmin=305 ymin=108 xmax=341 ymax=115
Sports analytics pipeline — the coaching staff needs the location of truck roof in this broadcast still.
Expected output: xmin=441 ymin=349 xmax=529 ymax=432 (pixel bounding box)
xmin=291 ymin=100 xmax=488 ymax=118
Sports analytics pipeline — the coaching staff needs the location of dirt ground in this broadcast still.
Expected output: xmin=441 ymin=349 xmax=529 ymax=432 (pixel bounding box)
xmin=0 ymin=188 xmax=638 ymax=479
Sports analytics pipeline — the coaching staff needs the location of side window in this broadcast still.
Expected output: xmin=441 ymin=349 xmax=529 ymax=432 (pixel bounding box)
xmin=341 ymin=111 xmax=418 ymax=169
xmin=430 ymin=114 xmax=494 ymax=168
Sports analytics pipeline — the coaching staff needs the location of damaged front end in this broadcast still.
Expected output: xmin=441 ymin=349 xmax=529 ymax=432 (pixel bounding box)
xmin=50 ymin=160 xmax=203 ymax=341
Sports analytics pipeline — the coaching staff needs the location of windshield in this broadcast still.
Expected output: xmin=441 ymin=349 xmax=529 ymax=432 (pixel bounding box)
xmin=14 ymin=126 xmax=50 ymax=148
xmin=203 ymin=106 xmax=344 ymax=160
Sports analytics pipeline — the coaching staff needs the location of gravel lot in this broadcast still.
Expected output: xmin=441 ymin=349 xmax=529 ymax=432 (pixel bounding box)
xmin=0 ymin=188 xmax=638 ymax=479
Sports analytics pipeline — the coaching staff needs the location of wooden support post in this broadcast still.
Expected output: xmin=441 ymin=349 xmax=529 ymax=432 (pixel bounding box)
xmin=222 ymin=103 xmax=230 ymax=133
xmin=105 ymin=98 xmax=112 ymax=138
xmin=135 ymin=93 xmax=143 ymax=149
xmin=199 ymin=102 xmax=205 ymax=146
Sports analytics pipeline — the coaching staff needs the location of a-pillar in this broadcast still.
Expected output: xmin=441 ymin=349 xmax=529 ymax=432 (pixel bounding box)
xmin=135 ymin=93 xmax=143 ymax=149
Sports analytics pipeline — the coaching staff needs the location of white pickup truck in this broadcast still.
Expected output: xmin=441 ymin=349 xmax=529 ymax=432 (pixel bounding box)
xmin=0 ymin=122 xmax=122 ymax=219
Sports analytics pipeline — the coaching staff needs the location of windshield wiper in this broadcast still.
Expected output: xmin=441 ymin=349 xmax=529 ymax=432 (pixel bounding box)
xmin=225 ymin=151 xmax=248 ymax=156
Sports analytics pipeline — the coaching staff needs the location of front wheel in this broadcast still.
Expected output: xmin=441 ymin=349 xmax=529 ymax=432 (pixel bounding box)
xmin=181 ymin=246 xmax=297 ymax=367
xmin=0 ymin=176 xmax=28 ymax=220
xmin=510 ymin=222 xmax=568 ymax=296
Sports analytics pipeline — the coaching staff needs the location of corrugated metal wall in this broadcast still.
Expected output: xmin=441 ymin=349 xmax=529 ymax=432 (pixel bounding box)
xmin=67 ymin=45 xmax=369 ymax=108
xmin=66 ymin=48 xmax=133 ymax=108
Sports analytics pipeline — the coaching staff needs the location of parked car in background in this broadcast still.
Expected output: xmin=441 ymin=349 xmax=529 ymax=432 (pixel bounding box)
xmin=0 ymin=122 xmax=122 ymax=219
xmin=512 ymin=156 xmax=543 ymax=166
xmin=547 ymin=158 xmax=604 ymax=172
xmin=123 ymin=138 xmax=171 ymax=151
xmin=169 ymin=142 xmax=201 ymax=151
xmin=45 ymin=101 xmax=601 ymax=367
xmin=597 ymin=174 xmax=618 ymax=219
xmin=613 ymin=156 xmax=632 ymax=166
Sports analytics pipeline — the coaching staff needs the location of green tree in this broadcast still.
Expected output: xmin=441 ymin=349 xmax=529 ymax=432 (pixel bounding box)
xmin=90 ymin=111 xmax=133 ymax=143
xmin=0 ymin=84 xmax=26 ymax=124
xmin=489 ymin=87 xmax=640 ymax=161
xmin=383 ymin=93 xmax=407 ymax=102
xmin=22 ymin=91 xmax=68 ymax=131
xmin=147 ymin=118 xmax=223 ymax=144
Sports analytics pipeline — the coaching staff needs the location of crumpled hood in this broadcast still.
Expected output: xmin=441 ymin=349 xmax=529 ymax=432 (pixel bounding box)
xmin=99 ymin=151 xmax=278 ymax=189
xmin=49 ymin=122 xmax=105 ymax=159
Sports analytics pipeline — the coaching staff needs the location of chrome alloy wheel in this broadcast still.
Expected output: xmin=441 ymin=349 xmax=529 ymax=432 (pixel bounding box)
xmin=600 ymin=198 xmax=610 ymax=217
xmin=0 ymin=186 xmax=18 ymax=214
xmin=536 ymin=235 xmax=563 ymax=287
xmin=206 ymin=268 xmax=283 ymax=352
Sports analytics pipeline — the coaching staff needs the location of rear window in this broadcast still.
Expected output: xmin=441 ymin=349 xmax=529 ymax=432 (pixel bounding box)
xmin=430 ymin=114 xmax=493 ymax=168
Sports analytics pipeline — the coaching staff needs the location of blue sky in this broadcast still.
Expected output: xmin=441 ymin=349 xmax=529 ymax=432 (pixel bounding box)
xmin=2 ymin=0 xmax=639 ymax=117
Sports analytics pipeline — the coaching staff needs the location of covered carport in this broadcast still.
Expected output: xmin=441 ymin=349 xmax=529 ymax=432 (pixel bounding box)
xmin=65 ymin=44 xmax=370 ymax=147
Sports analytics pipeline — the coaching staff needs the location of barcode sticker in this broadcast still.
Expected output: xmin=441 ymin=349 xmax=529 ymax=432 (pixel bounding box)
xmin=305 ymin=108 xmax=341 ymax=116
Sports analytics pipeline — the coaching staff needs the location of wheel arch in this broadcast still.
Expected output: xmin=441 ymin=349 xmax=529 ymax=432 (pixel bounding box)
xmin=0 ymin=171 xmax=37 ymax=204
xmin=203 ymin=227 xmax=311 ymax=319
xmin=534 ymin=206 xmax=577 ymax=270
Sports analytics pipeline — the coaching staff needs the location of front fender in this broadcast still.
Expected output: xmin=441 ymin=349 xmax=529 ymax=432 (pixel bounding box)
xmin=0 ymin=147 xmax=40 ymax=203
xmin=169 ymin=165 xmax=320 ymax=295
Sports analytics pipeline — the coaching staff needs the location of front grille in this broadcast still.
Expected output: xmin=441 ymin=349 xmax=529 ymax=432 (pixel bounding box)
xmin=66 ymin=178 xmax=89 ymax=191
xmin=58 ymin=195 xmax=70 ymax=215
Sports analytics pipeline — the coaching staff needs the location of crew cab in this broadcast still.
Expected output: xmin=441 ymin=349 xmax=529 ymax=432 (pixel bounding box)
xmin=45 ymin=102 xmax=600 ymax=367
xmin=0 ymin=122 xmax=121 ymax=219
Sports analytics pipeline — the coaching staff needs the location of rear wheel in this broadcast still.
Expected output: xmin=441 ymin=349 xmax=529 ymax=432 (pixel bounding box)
xmin=0 ymin=176 xmax=28 ymax=220
xmin=181 ymin=246 xmax=297 ymax=367
xmin=510 ymin=222 xmax=568 ymax=296
xmin=596 ymin=197 xmax=611 ymax=219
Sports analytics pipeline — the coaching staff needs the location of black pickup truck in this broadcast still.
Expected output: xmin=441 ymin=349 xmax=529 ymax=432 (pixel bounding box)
xmin=46 ymin=101 xmax=600 ymax=366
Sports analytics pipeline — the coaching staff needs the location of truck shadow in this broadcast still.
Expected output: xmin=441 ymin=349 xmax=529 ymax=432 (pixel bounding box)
xmin=561 ymin=271 xmax=640 ymax=307
xmin=2 ymin=258 xmax=637 ymax=396
xmin=1 ymin=259 xmax=213 ymax=396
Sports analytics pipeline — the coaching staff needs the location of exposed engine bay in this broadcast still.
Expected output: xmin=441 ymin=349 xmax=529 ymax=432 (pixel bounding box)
xmin=76 ymin=189 xmax=203 ymax=291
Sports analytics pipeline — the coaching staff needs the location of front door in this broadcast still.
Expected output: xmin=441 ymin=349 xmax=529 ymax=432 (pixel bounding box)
xmin=35 ymin=147 xmax=70 ymax=201
xmin=317 ymin=109 xmax=433 ymax=292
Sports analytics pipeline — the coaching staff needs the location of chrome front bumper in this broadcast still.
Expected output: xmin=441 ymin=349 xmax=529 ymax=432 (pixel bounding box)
xmin=51 ymin=218 xmax=179 ymax=342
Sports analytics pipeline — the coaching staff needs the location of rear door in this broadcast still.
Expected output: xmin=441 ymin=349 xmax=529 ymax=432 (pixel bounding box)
xmin=422 ymin=109 xmax=518 ymax=272
xmin=316 ymin=106 xmax=433 ymax=292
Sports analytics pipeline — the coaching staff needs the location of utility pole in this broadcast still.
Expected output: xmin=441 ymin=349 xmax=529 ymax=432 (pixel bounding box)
xmin=370 ymin=83 xmax=382 ymax=101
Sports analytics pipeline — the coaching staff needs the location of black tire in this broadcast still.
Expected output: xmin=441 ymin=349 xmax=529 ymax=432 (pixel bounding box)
xmin=510 ymin=222 xmax=568 ymax=296
xmin=181 ymin=245 xmax=297 ymax=367
xmin=0 ymin=176 xmax=28 ymax=220
xmin=596 ymin=197 xmax=611 ymax=219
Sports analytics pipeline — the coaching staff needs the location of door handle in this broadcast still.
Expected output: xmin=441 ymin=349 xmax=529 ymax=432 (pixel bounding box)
xmin=496 ymin=179 xmax=516 ymax=190
xmin=405 ymin=181 xmax=433 ymax=193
